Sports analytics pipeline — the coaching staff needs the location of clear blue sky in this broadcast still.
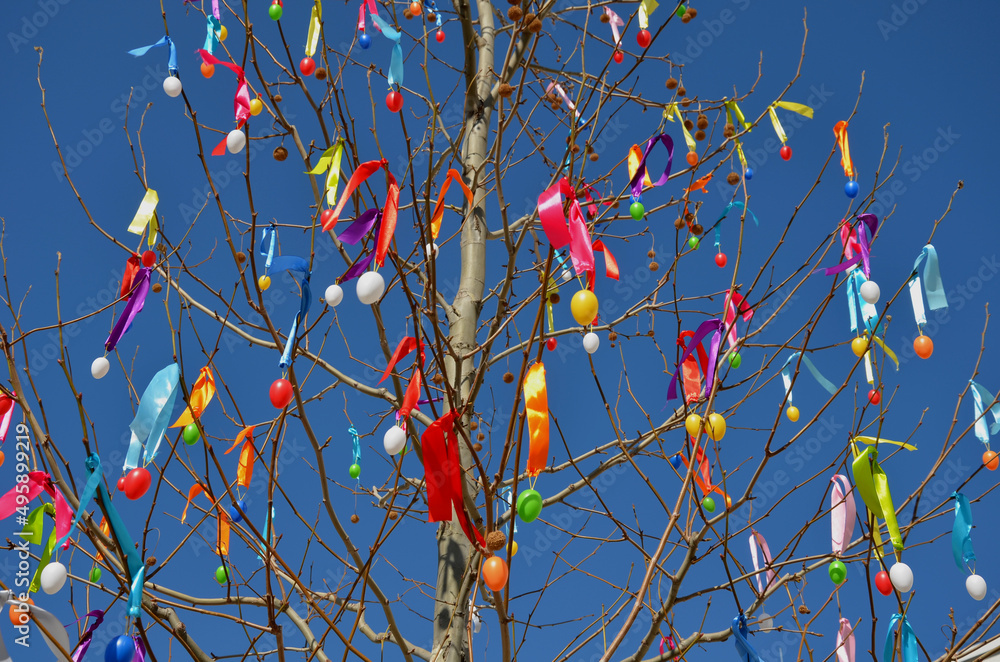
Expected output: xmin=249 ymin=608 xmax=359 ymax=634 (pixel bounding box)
xmin=2 ymin=1 xmax=999 ymax=660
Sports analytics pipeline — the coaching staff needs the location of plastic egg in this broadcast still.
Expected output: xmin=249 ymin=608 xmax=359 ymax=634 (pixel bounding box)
xmin=583 ymin=332 xmax=600 ymax=354
xmin=426 ymin=243 xmax=439 ymax=259
xmin=40 ymin=561 xmax=67 ymax=594
xmin=684 ymin=414 xmax=702 ymax=438
xmin=383 ymin=426 xmax=407 ymax=455
xmin=889 ymin=562 xmax=913 ymax=593
xmin=967 ymin=574 xmax=987 ymax=601
xmin=859 ymin=280 xmax=880 ymax=305
xmin=249 ymin=98 xmax=263 ymax=116
xmin=324 ymin=283 xmax=344 ymax=307
xmin=357 ymin=271 xmax=385 ymax=305
xmin=570 ymin=289 xmax=599 ymax=326
xmin=163 ymin=76 xmax=183 ymax=97
xmin=91 ymin=356 xmax=110 ymax=379
xmin=227 ymin=129 xmax=247 ymax=154
xmin=704 ymin=413 xmax=726 ymax=441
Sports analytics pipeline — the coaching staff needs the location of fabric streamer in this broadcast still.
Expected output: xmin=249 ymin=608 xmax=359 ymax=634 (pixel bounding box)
xmin=663 ymin=103 xmax=696 ymax=153
xmin=305 ymin=0 xmax=323 ymax=57
xmin=638 ymin=0 xmax=658 ymax=30
xmin=306 ymin=140 xmax=345 ymax=206
xmin=323 ymin=158 xmax=399 ymax=267
xmin=821 ymin=214 xmax=878 ymax=279
xmin=845 ymin=271 xmax=880 ymax=335
xmin=262 ymin=256 xmax=312 ymax=369
xmin=537 ymin=178 xmax=595 ymax=275
xmin=105 ymin=267 xmax=151 ymax=352
xmin=908 ymin=245 xmax=946 ymax=330
xmin=430 ymin=169 xmax=474 ymax=240
xmin=749 ymin=530 xmax=775 ymax=595
xmin=686 ymin=174 xmax=713 ymax=194
xmin=731 ymin=613 xmax=766 ymax=662
xmin=836 ymin=618 xmax=855 ymax=662
xmin=71 ymin=610 xmax=106 ymax=662
xmin=779 ymin=351 xmax=837 ymax=407
xmin=197 ymin=49 xmax=251 ymax=155
xmin=23 ymin=504 xmax=58 ymax=592
xmin=0 ymin=394 xmax=17 ymax=443
xmin=350 ymin=426 xmax=361 ymax=474
xmin=676 ymin=441 xmax=730 ymax=506
xmin=830 ymin=474 xmax=856 ymax=555
xmin=723 ymin=290 xmax=753 ymax=351
xmin=579 ymin=180 xmax=612 ymax=219
xmin=124 ymin=363 xmax=181 ymax=472
xmin=128 ymin=35 xmax=179 ymax=76
xmin=0 ymin=472 xmax=73 ymax=543
xmin=421 ymin=411 xmax=486 ymax=549
xmin=545 ymin=81 xmax=581 ymax=118
xmin=882 ymin=614 xmax=917 ymax=662
xmin=171 ymin=366 xmax=217 ymax=428
xmin=425 ymin=0 xmax=443 ymax=30
xmin=119 ymin=253 xmax=142 ymax=299
xmin=603 ymin=8 xmax=624 ymax=47
xmin=357 ymin=0 xmax=382 ymax=37
xmin=767 ymin=101 xmax=814 ymax=144
xmin=677 ymin=330 xmax=709 ymax=404
xmin=586 ymin=240 xmax=619 ymax=289
xmin=951 ymin=492 xmax=976 ymax=573
xmin=499 ymin=486 xmax=517 ymax=536
xmin=370 ymin=14 xmax=404 ymax=87
xmin=628 ymin=133 xmax=674 ymax=203
xmin=969 ymin=380 xmax=1000 ymax=445
xmin=714 ymin=201 xmax=759 ymax=252
xmin=833 ymin=121 xmax=855 ymax=179
xmin=523 ymin=362 xmax=549 ymax=476
xmin=127 ymin=188 xmax=159 ymax=247
xmin=204 ymin=15 xmax=221 ymax=54
xmin=666 ymin=319 xmax=723 ymax=402
xmin=180 ymin=484 xmax=231 ymax=556
xmin=0 ymin=590 xmax=71 ymax=659
xmin=379 ymin=337 xmax=424 ymax=418
xmin=850 ymin=437 xmax=917 ymax=556
xmin=725 ymin=100 xmax=752 ymax=168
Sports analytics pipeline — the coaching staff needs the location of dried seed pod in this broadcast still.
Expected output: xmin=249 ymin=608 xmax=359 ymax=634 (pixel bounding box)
xmin=151 ymin=283 xmax=163 ymax=293
xmin=589 ymin=153 xmax=599 ymax=162
xmin=432 ymin=373 xmax=444 ymax=384
xmin=470 ymin=420 xmax=479 ymax=430
xmin=388 ymin=511 xmax=399 ymax=520
xmin=146 ymin=556 xmax=157 ymax=567
xmin=687 ymin=7 xmax=698 ymax=17
xmin=694 ymin=130 xmax=705 ymax=141
xmin=683 ymin=119 xmax=694 ymax=131
xmin=486 ymin=530 xmax=508 ymax=551
xmin=350 ymin=514 xmax=360 ymax=523
xmin=314 ymin=68 xmax=327 ymax=81
xmin=528 ymin=17 xmax=543 ymax=32
xmin=273 ymin=94 xmax=283 ymax=103
xmin=692 ymin=223 xmax=704 ymax=235
xmin=499 ymin=82 xmax=514 ymax=97
xmin=684 ymin=212 xmax=695 ymax=223
xmin=681 ymin=97 xmax=693 ymax=108
xmin=473 ymin=442 xmax=483 ymax=451
xmin=477 ymin=432 xmax=485 ymax=441
xmin=681 ymin=12 xmax=691 ymax=23
xmin=798 ymin=605 xmax=811 ymax=615
xmin=727 ymin=172 xmax=740 ymax=185
xmin=403 ymin=8 xmax=413 ymax=18
xmin=549 ymin=292 xmax=561 ymax=304
xmin=723 ymin=126 xmax=735 ymax=138
xmin=696 ymin=115 xmax=708 ymax=129
xmin=523 ymin=12 xmax=536 ymax=23
xmin=571 ymin=144 xmax=580 ymax=154
xmin=507 ymin=6 xmax=522 ymax=20
xmin=665 ymin=77 xmax=678 ymax=89
xmin=599 ymin=12 xmax=610 ymax=23
xmin=273 ymin=145 xmax=288 ymax=161
xmin=503 ymin=372 xmax=515 ymax=383
xmin=647 ymin=250 xmax=656 ymax=258
xmin=236 ymin=251 xmax=247 ymax=263
xmin=649 ymin=262 xmax=659 ymax=272
xmin=674 ymin=218 xmax=685 ymax=230
xmin=427 ymin=12 xmax=436 ymax=21
xmin=676 ymin=86 xmax=686 ymax=96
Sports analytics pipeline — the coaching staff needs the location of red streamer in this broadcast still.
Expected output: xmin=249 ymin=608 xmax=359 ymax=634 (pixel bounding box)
xmin=421 ymin=411 xmax=485 ymax=549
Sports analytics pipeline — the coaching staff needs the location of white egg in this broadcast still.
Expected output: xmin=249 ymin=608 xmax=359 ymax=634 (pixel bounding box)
xmin=860 ymin=280 xmax=880 ymax=305
xmin=163 ymin=76 xmax=183 ymax=97
xmin=383 ymin=426 xmax=407 ymax=455
xmin=889 ymin=562 xmax=913 ymax=593
xmin=561 ymin=270 xmax=572 ymax=282
xmin=583 ymin=332 xmax=600 ymax=354
xmin=967 ymin=574 xmax=987 ymax=601
xmin=324 ymin=283 xmax=343 ymax=307
xmin=91 ymin=356 xmax=110 ymax=379
xmin=356 ymin=271 xmax=385 ymax=305
xmin=226 ymin=129 xmax=246 ymax=154
xmin=425 ymin=243 xmax=439 ymax=259
xmin=40 ymin=561 xmax=67 ymax=594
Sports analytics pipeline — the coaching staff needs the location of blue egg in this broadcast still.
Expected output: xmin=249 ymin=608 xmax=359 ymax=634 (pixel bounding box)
xmin=359 ymin=33 xmax=372 ymax=49
xmin=845 ymin=180 xmax=859 ymax=198
xmin=669 ymin=455 xmax=682 ymax=469
xmin=105 ymin=635 xmax=134 ymax=662
xmin=744 ymin=167 xmax=753 ymax=180
xmin=230 ymin=499 xmax=246 ymax=523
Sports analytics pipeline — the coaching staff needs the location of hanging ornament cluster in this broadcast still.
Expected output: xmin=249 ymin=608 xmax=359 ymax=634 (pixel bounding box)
xmin=713 ymin=201 xmax=758 ymax=269
xmin=779 ymin=351 xmax=838 ymax=422
xmin=128 ymin=35 xmax=182 ymax=97
xmin=834 ymin=121 xmax=859 ymax=198
xmin=300 ymin=0 xmax=323 ymax=77
xmin=196 ymin=49 xmax=251 ymax=155
xmin=908 ymin=244 xmax=946 ymax=359
xmin=969 ymin=379 xmax=1000 ymax=470
xmin=767 ymin=100 xmax=814 ymax=160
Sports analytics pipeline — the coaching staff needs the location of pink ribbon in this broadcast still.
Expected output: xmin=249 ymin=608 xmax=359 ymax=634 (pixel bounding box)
xmin=197 ymin=49 xmax=251 ymax=124
xmin=658 ymin=635 xmax=675 ymax=655
xmin=830 ymin=474 xmax=855 ymax=555
xmin=0 ymin=394 xmax=16 ymax=442
xmin=537 ymin=178 xmax=594 ymax=275
xmin=544 ymin=82 xmax=581 ymax=118
xmin=358 ymin=0 xmax=381 ymax=32
xmin=604 ymin=8 xmax=624 ymax=46
xmin=749 ymin=529 xmax=775 ymax=595
xmin=579 ymin=180 xmax=612 ymax=219
xmin=723 ymin=290 xmax=752 ymax=350
xmin=836 ymin=617 xmax=855 ymax=662
xmin=822 ymin=214 xmax=878 ymax=278
xmin=0 ymin=472 xmax=72 ymax=541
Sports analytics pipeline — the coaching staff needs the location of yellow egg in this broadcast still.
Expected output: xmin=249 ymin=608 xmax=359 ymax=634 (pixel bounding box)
xmin=684 ymin=413 xmax=702 ymax=437
xmin=705 ymin=413 xmax=726 ymax=441
xmin=218 ymin=25 xmax=228 ymax=41
xmin=570 ymin=289 xmax=599 ymax=326
xmin=258 ymin=275 xmax=271 ymax=291
xmin=249 ymin=98 xmax=263 ymax=116
xmin=851 ymin=337 xmax=867 ymax=357
xmin=510 ymin=541 xmax=518 ymax=557
xmin=787 ymin=406 xmax=800 ymax=422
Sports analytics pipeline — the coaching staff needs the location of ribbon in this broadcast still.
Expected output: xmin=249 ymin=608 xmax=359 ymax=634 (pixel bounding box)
xmin=421 ymin=411 xmax=485 ymax=549
xmin=306 ymin=140 xmax=345 ymax=206
xmin=197 ymin=49 xmax=251 ymax=124
xmin=0 ymin=472 xmax=72 ymax=543
xmin=24 ymin=504 xmax=58 ymax=593
xmin=544 ymin=82 xmax=581 ymax=118
xmin=846 ymin=271 xmax=880 ymax=335
xmin=124 ymin=363 xmax=181 ymax=472
xmin=133 ymin=636 xmax=147 ymax=662
xmin=767 ymin=101 xmax=814 ymax=144
xmin=523 ymin=362 xmax=549 ymax=476
xmin=260 ymin=224 xmax=277 ymax=272
xmin=305 ymin=0 xmax=322 ymax=57
xmin=830 ymin=474 xmax=856 ymax=555
xmin=430 ymin=169 xmax=474 ymax=241
xmin=425 ymin=0 xmax=443 ymax=29
xmin=180 ymin=484 xmax=231 ymax=556
xmin=882 ymin=614 xmax=917 ymax=662
xmin=909 ymin=245 xmax=946 ymax=328
xmin=638 ymin=0 xmax=658 ymax=30
xmin=204 ymin=15 xmax=221 ymax=54
xmin=725 ymin=100 xmax=751 ymax=133
xmin=224 ymin=425 xmax=256 ymax=454
xmin=732 ymin=613 xmax=766 ymax=662
xmin=379 ymin=337 xmax=424 ymax=383
xmin=713 ymin=201 xmax=759 ymax=252
xmin=850 ymin=438 xmax=917 ymax=555
xmin=836 ymin=618 xmax=855 ymax=662
xmin=256 ymin=506 xmax=275 ymax=562
xmin=723 ymin=290 xmax=753 ymax=351
xmin=262 ymin=257 xmax=312 ymax=369
xmin=822 ymin=215 xmax=878 ymax=279
xmin=71 ymin=610 xmax=105 ymax=662
xmin=499 ymin=486 xmax=517 ymax=536
xmin=237 ymin=434 xmax=255 ymax=489
xmin=659 ymin=636 xmax=675 ymax=656
xmin=663 ymin=103 xmax=696 ymax=153
xmin=340 ymin=209 xmax=381 ymax=245
xmin=171 ymin=366 xmax=216 ymax=427
xmin=128 ymin=35 xmax=178 ymax=76
xmin=586 ymin=240 xmax=619 ymax=290
xmin=341 ymin=251 xmax=377 ymax=283
xmin=537 ymin=178 xmax=595 ymax=275
xmin=627 ymin=145 xmax=654 ymax=189
xmin=749 ymin=530 xmax=775 ymax=595
xmin=686 ymin=174 xmax=713 ymax=194
xmin=323 ymin=159 xmax=399 ymax=267
xmin=0 ymin=590 xmax=71 ymax=659
xmin=779 ymin=351 xmax=837 ymax=406
xmin=579 ymin=180 xmax=612 ymax=219
xmin=119 ymin=253 xmax=142 ymax=299
xmin=357 ymin=0 xmax=381 ymax=34
xmin=105 ymin=267 xmax=151 ymax=352
xmin=379 ymin=337 xmax=424 ymax=417
xmin=127 ymin=189 xmax=159 ymax=247
xmin=834 ymin=121 xmax=855 ymax=179
xmin=952 ymin=492 xmax=975 ymax=573
xmin=969 ymin=380 xmax=1000 ymax=445
xmin=370 ymin=14 xmax=404 ymax=87
xmin=677 ymin=331 xmax=709 ymax=405
xmin=628 ymin=133 xmax=674 ymax=201
xmin=0 ymin=394 xmax=15 ymax=443
xmin=666 ymin=319 xmax=723 ymax=402
xmin=603 ymin=7 xmax=624 ymax=46
xmin=677 ymin=442 xmax=730 ymax=505
xmin=349 ymin=426 xmax=361 ymax=469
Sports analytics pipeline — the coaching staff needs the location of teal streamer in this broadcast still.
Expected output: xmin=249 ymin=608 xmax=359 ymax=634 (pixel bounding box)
xmin=204 ymin=16 xmax=221 ymax=54
xmin=969 ymin=380 xmax=1000 ymax=445
xmin=370 ymin=14 xmax=404 ymax=86
xmin=780 ymin=351 xmax=837 ymax=406
xmin=882 ymin=614 xmax=917 ymax=662
xmin=912 ymin=244 xmax=947 ymax=311
xmin=256 ymin=507 xmax=275 ymax=562
xmin=260 ymin=225 xmax=277 ymax=272
xmin=952 ymin=492 xmax=975 ymax=573
xmin=55 ymin=460 xmax=103 ymax=551
xmin=125 ymin=363 xmax=181 ymax=472
xmin=349 ymin=426 xmax=361 ymax=465
xmin=714 ymin=201 xmax=759 ymax=250
xmin=732 ymin=613 xmax=766 ymax=662
xmin=128 ymin=35 xmax=178 ymax=76
xmin=846 ymin=271 xmax=879 ymax=334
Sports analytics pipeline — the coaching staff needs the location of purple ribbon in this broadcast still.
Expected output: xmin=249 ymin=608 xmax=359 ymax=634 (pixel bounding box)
xmin=339 ymin=209 xmax=381 ymax=245
xmin=134 ymin=635 xmax=147 ymax=662
xmin=628 ymin=133 xmax=674 ymax=200
xmin=821 ymin=213 xmax=879 ymax=278
xmin=666 ymin=319 xmax=723 ymax=402
xmin=71 ymin=610 xmax=105 ymax=662
xmin=105 ymin=267 xmax=151 ymax=352
xmin=341 ymin=252 xmax=376 ymax=283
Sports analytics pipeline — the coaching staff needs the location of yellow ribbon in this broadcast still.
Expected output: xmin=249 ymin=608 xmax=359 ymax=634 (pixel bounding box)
xmin=171 ymin=366 xmax=217 ymax=427
xmin=127 ymin=189 xmax=159 ymax=247
xmin=664 ymin=103 xmax=696 ymax=152
xmin=627 ymin=145 xmax=654 ymax=187
xmin=833 ymin=121 xmax=855 ymax=178
xmin=638 ymin=0 xmax=658 ymax=29
xmin=850 ymin=437 xmax=916 ymax=558
xmin=306 ymin=139 xmax=344 ymax=206
xmin=523 ymin=362 xmax=549 ymax=477
xmin=305 ymin=0 xmax=322 ymax=57
xmin=725 ymin=101 xmax=750 ymax=168
xmin=768 ymin=101 xmax=814 ymax=144
xmin=430 ymin=169 xmax=474 ymax=240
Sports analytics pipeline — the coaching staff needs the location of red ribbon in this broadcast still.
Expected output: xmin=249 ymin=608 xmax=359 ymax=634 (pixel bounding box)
xmin=586 ymin=240 xmax=619 ymax=290
xmin=421 ymin=411 xmax=485 ymax=549
xmin=119 ymin=253 xmax=142 ymax=299
xmin=380 ymin=338 xmax=425 ymax=418
xmin=197 ymin=49 xmax=251 ymax=124
xmin=323 ymin=159 xmax=399 ymax=267
xmin=537 ymin=178 xmax=594 ymax=275
xmin=666 ymin=319 xmax=723 ymax=402
xmin=0 ymin=472 xmax=73 ymax=541
xmin=579 ymin=181 xmax=612 ymax=219
xmin=678 ymin=331 xmax=709 ymax=405
xmin=723 ymin=290 xmax=753 ymax=350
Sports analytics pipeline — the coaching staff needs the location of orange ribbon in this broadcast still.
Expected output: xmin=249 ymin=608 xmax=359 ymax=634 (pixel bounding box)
xmin=322 ymin=158 xmax=400 ymax=267
xmin=523 ymin=362 xmax=549 ymax=476
xmin=685 ymin=173 xmax=713 ymax=194
xmin=430 ymin=169 xmax=474 ymax=241
xmin=628 ymin=145 xmax=654 ymax=187
xmin=834 ymin=121 xmax=855 ymax=178
xmin=181 ymin=483 xmax=231 ymax=555
xmin=587 ymin=240 xmax=620 ymax=290
xmin=223 ymin=426 xmax=256 ymax=489
xmin=171 ymin=367 xmax=216 ymax=428
xmin=678 ymin=331 xmax=709 ymax=405
xmin=678 ymin=438 xmax=731 ymax=507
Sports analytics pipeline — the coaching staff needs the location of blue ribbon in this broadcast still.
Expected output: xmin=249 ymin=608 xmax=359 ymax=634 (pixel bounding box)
xmin=732 ymin=613 xmax=766 ymax=662
xmin=952 ymin=492 xmax=976 ymax=573
xmin=714 ymin=201 xmax=759 ymax=250
xmin=882 ymin=614 xmax=917 ymax=662
xmin=911 ymin=244 xmax=947 ymax=311
xmin=125 ymin=363 xmax=181 ymax=472
xmin=499 ymin=486 xmax=517 ymax=536
xmin=128 ymin=35 xmax=178 ymax=76
xmin=425 ymin=0 xmax=443 ymax=27
xmin=969 ymin=380 xmax=1000 ymax=444
xmin=370 ymin=14 xmax=404 ymax=87
xmin=204 ymin=16 xmax=221 ymax=54
xmin=260 ymin=225 xmax=277 ymax=272
xmin=264 ymin=256 xmax=312 ymax=369
xmin=349 ymin=426 xmax=361 ymax=465
xmin=780 ymin=351 xmax=837 ymax=406
xmin=256 ymin=507 xmax=275 ymax=562
xmin=846 ymin=270 xmax=880 ymax=334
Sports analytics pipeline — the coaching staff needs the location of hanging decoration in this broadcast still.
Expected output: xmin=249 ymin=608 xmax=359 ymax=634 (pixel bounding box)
xmin=952 ymin=492 xmax=987 ymax=600
xmin=425 ymin=0 xmax=445 ymax=42
xmin=118 ymin=363 xmax=181 ymax=500
xmin=421 ymin=411 xmax=486 ymax=549
xmin=713 ymin=201 xmax=758 ymax=268
xmin=882 ymin=614 xmax=917 ymax=662
xmin=129 ymin=35 xmax=181 ymax=97
xmin=835 ymin=618 xmax=855 ymax=662
xmin=766 ymin=100 xmax=814 ymax=160
xmin=604 ymin=8 xmax=625 ymax=61
xmin=222 ymin=426 xmax=255 ymax=522
xmin=379 ymin=336 xmax=425 ymax=419
xmin=834 ymin=121 xmax=859 ymax=198
xmin=0 ymin=590 xmax=71 ymax=659
xmin=677 ymin=331 xmax=709 ymax=405
xmin=722 ymin=290 xmax=752 ymax=367
xmin=0 ymin=393 xmax=17 ymax=446
xmin=779 ymin=351 xmax=837 ymax=422
xmin=181 ymin=483 xmax=232 ymax=557
xmin=731 ymin=613 xmax=766 ymax=662
xmin=626 ymin=133 xmax=674 ymax=221
xmin=258 ymin=244 xmax=312 ymax=368
xmin=969 ymin=380 xmax=1000 ymax=470
xmin=368 ymin=12 xmax=405 ymax=111
xmin=523 ymin=362 xmax=549 ymax=478
xmin=663 ymin=103 xmax=697 ymax=164
xmin=428 ymin=168 xmax=474 ymax=256
xmin=309 ymin=139 xmax=346 ymax=208
xmin=749 ymin=530 xmax=775 ymax=597
xmin=196 ymin=49 xmax=252 ymax=155
xmin=908 ymin=245 xmax=946 ymax=360
xmin=356 ymin=0 xmax=381 ymax=49
xmin=725 ymin=99 xmax=751 ymax=175
xmin=666 ymin=319 xmax=723 ymax=403
xmin=127 ymin=188 xmax=160 ymax=250
xmin=104 ymin=266 xmax=151 ymax=356
xmin=828 ymin=474 xmax=855 ymax=584
xmin=348 ymin=426 xmax=362 ymax=480
xmin=300 ymin=0 xmax=323 ymax=75
xmin=544 ymin=81 xmax=582 ymax=119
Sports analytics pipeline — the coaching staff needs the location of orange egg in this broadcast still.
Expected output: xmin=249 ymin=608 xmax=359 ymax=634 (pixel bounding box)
xmin=409 ymin=1 xmax=423 ymax=15
xmin=201 ymin=62 xmax=215 ymax=78
xmin=913 ymin=335 xmax=933 ymax=359
xmin=8 ymin=597 xmax=33 ymax=626
xmin=482 ymin=556 xmax=508 ymax=591
xmin=686 ymin=152 xmax=698 ymax=166
xmin=984 ymin=450 xmax=999 ymax=471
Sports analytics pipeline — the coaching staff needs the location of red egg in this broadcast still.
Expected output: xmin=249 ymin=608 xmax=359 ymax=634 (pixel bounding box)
xmin=300 ymin=57 xmax=316 ymax=76
xmin=613 ymin=51 xmax=623 ymax=64
xmin=546 ymin=337 xmax=557 ymax=351
xmin=715 ymin=253 xmax=727 ymax=268
xmin=780 ymin=145 xmax=792 ymax=161
xmin=435 ymin=30 xmax=445 ymax=43
xmin=868 ymin=389 xmax=881 ymax=405
xmin=117 ymin=476 xmax=127 ymax=492
xmin=636 ymin=29 xmax=651 ymax=49
xmin=386 ymin=90 xmax=403 ymax=113
xmin=141 ymin=250 xmax=156 ymax=268
xmin=124 ymin=467 xmax=152 ymax=500
xmin=320 ymin=209 xmax=335 ymax=228
xmin=270 ymin=378 xmax=294 ymax=409
xmin=0 ymin=397 xmax=11 ymax=415
xmin=875 ymin=570 xmax=893 ymax=596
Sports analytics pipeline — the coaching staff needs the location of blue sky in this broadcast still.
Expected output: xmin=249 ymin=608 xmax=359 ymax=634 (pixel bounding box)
xmin=2 ymin=0 xmax=999 ymax=660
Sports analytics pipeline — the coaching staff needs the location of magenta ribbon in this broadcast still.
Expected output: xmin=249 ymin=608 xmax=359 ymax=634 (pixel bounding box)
xmin=628 ymin=133 xmax=674 ymax=201
xmin=0 ymin=394 xmax=16 ymax=443
xmin=71 ymin=610 xmax=105 ymax=662
xmin=133 ymin=636 xmax=147 ymax=662
xmin=0 ymin=472 xmax=72 ymax=541
xmin=105 ymin=267 xmax=150 ymax=352
xmin=666 ymin=319 xmax=723 ymax=402
xmin=197 ymin=49 xmax=251 ymax=123
xmin=537 ymin=178 xmax=594 ymax=275
xmin=723 ymin=291 xmax=753 ymax=351
xmin=821 ymin=214 xmax=878 ymax=278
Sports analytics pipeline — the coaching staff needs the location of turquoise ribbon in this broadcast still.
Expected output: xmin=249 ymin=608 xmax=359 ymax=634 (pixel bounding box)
xmin=128 ymin=35 xmax=179 ymax=76
xmin=952 ymin=492 xmax=975 ymax=573
xmin=204 ymin=16 xmax=221 ymax=54
xmin=256 ymin=507 xmax=275 ymax=562
xmin=265 ymin=256 xmax=312 ymax=369
xmin=911 ymin=244 xmax=946 ymax=311
xmin=882 ymin=614 xmax=917 ymax=662
xmin=732 ymin=613 xmax=766 ymax=662
xmin=369 ymin=14 xmax=403 ymax=87
xmin=499 ymin=486 xmax=517 ymax=536
xmin=349 ymin=426 xmax=361 ymax=465
xmin=125 ymin=363 xmax=181 ymax=472
xmin=969 ymin=380 xmax=1000 ymax=445
xmin=260 ymin=225 xmax=277 ymax=272
xmin=425 ymin=0 xmax=443 ymax=27
xmin=780 ymin=351 xmax=837 ymax=406
xmin=846 ymin=270 xmax=879 ymax=334
xmin=714 ymin=201 xmax=759 ymax=250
